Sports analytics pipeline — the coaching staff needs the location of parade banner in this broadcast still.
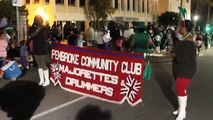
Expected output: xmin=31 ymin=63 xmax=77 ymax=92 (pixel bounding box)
xmin=50 ymin=43 xmax=144 ymax=106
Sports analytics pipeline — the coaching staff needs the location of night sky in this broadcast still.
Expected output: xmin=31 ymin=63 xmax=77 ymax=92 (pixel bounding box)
xmin=191 ymin=0 xmax=213 ymax=27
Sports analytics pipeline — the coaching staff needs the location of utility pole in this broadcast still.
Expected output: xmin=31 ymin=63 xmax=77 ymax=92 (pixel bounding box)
xmin=178 ymin=0 xmax=183 ymax=24
xmin=180 ymin=0 xmax=183 ymax=7
xmin=195 ymin=0 xmax=199 ymax=16
xmin=194 ymin=0 xmax=199 ymax=28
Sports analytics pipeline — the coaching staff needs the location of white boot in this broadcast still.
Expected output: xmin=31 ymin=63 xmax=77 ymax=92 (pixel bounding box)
xmin=38 ymin=69 xmax=44 ymax=86
xmin=43 ymin=69 xmax=50 ymax=86
xmin=176 ymin=96 xmax=187 ymax=120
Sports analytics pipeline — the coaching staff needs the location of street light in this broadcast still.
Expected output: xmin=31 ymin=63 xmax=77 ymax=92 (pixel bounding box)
xmin=193 ymin=15 xmax=199 ymax=29
xmin=36 ymin=8 xmax=48 ymax=20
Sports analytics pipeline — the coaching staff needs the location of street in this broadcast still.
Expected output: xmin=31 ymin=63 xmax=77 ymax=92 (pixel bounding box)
xmin=0 ymin=48 xmax=213 ymax=120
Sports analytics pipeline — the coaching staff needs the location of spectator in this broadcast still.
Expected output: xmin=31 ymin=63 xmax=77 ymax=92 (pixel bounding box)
xmin=63 ymin=21 xmax=72 ymax=39
xmin=102 ymin=29 xmax=111 ymax=50
xmin=20 ymin=40 xmax=29 ymax=70
xmin=7 ymin=42 xmax=17 ymax=60
xmin=133 ymin=23 xmax=155 ymax=58
xmin=5 ymin=17 xmax=16 ymax=42
xmin=56 ymin=24 xmax=62 ymax=41
xmin=0 ymin=28 xmax=8 ymax=68
xmin=77 ymin=34 xmax=84 ymax=47
xmin=96 ymin=27 xmax=104 ymax=49
xmin=108 ymin=21 xmax=120 ymax=50
xmin=116 ymin=36 xmax=123 ymax=51
xmin=87 ymin=21 xmax=95 ymax=47
xmin=68 ymin=23 xmax=79 ymax=46
xmin=195 ymin=32 xmax=203 ymax=56
xmin=153 ymin=28 xmax=163 ymax=53
xmin=51 ymin=22 xmax=58 ymax=41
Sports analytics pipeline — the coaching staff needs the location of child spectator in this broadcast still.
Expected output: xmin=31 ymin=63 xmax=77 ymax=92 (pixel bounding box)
xmin=116 ymin=36 xmax=123 ymax=51
xmin=0 ymin=28 xmax=8 ymax=68
xmin=29 ymin=39 xmax=33 ymax=53
xmin=7 ymin=42 xmax=17 ymax=60
xmin=20 ymin=40 xmax=29 ymax=70
xmin=102 ymin=29 xmax=111 ymax=50
xmin=77 ymin=34 xmax=84 ymax=47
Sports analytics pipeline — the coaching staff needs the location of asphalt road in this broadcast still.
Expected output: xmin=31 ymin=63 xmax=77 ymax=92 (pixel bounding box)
xmin=0 ymin=48 xmax=212 ymax=120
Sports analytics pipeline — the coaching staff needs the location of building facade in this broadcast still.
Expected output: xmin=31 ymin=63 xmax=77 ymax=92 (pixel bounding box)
xmin=158 ymin=0 xmax=191 ymax=20
xmin=24 ymin=0 xmax=158 ymax=30
xmin=112 ymin=0 xmax=158 ymax=23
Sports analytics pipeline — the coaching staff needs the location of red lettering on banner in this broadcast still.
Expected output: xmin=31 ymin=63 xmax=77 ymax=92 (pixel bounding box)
xmin=50 ymin=43 xmax=144 ymax=106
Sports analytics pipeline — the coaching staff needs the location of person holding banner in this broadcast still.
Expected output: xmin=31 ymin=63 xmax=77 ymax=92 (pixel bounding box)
xmin=167 ymin=20 xmax=197 ymax=120
xmin=28 ymin=15 xmax=50 ymax=86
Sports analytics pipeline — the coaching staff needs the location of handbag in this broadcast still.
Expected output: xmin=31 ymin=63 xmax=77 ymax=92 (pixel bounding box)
xmin=142 ymin=61 xmax=152 ymax=81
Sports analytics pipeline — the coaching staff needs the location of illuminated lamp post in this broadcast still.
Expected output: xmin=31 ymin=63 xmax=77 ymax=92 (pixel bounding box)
xmin=193 ymin=15 xmax=199 ymax=29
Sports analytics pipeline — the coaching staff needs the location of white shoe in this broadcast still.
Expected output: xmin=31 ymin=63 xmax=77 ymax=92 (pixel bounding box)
xmin=173 ymin=109 xmax=179 ymax=115
xmin=38 ymin=69 xmax=44 ymax=86
xmin=43 ymin=69 xmax=50 ymax=86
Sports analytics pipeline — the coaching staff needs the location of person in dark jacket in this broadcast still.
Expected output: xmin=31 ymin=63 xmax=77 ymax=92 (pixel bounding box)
xmin=28 ymin=15 xmax=50 ymax=86
xmin=167 ymin=20 xmax=197 ymax=120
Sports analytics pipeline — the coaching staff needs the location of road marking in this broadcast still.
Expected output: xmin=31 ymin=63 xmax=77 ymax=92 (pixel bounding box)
xmin=31 ymin=96 xmax=87 ymax=120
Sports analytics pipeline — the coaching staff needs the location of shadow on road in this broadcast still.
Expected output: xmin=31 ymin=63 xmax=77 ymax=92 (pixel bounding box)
xmin=153 ymin=64 xmax=178 ymax=110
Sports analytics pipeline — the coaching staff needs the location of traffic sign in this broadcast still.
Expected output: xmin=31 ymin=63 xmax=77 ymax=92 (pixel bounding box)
xmin=12 ymin=0 xmax=22 ymax=7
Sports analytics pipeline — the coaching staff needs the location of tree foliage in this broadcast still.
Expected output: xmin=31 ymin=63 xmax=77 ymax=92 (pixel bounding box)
xmin=85 ymin=0 xmax=115 ymax=28
xmin=0 ymin=0 xmax=28 ymax=22
xmin=158 ymin=11 xmax=179 ymax=26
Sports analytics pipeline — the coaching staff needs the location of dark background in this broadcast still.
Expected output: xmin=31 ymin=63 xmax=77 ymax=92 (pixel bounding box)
xmin=191 ymin=0 xmax=213 ymax=29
